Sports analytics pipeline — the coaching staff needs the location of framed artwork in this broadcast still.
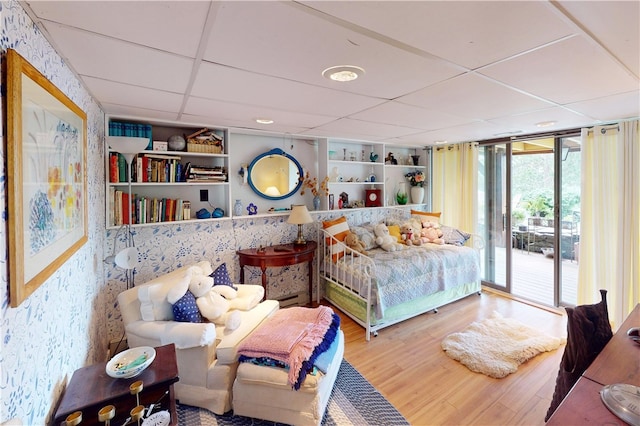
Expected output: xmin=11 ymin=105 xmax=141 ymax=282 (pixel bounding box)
xmin=6 ymin=49 xmax=88 ymax=307
xmin=328 ymin=194 xmax=334 ymax=210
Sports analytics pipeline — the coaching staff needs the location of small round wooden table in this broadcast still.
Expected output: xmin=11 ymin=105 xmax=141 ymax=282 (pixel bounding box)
xmin=236 ymin=241 xmax=317 ymax=302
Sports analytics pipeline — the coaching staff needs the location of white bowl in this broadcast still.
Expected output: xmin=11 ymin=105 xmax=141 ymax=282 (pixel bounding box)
xmin=106 ymin=346 xmax=156 ymax=379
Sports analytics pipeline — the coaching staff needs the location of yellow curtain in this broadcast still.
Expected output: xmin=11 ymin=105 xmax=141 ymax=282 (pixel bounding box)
xmin=432 ymin=143 xmax=478 ymax=234
xmin=578 ymin=120 xmax=640 ymax=329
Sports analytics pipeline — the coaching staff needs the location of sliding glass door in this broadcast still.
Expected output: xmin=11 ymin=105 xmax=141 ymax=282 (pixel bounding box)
xmin=479 ymin=134 xmax=580 ymax=307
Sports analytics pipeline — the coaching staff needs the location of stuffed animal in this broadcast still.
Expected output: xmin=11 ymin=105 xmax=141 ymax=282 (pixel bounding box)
xmin=400 ymin=222 xmax=422 ymax=246
xmin=421 ymin=222 xmax=444 ymax=245
xmin=344 ymin=231 xmax=368 ymax=256
xmin=374 ymin=223 xmax=403 ymax=252
xmin=188 ymin=271 xmax=242 ymax=331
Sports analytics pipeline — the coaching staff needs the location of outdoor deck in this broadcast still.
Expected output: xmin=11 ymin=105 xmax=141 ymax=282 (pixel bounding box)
xmin=492 ymin=247 xmax=578 ymax=307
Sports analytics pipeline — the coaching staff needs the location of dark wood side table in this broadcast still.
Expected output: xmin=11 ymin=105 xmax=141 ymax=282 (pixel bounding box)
xmin=237 ymin=241 xmax=317 ymax=302
xmin=53 ymin=344 xmax=179 ymax=426
xmin=546 ymin=304 xmax=640 ymax=425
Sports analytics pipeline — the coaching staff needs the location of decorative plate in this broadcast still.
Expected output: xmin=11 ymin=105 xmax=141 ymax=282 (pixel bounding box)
xmin=106 ymin=346 xmax=156 ymax=379
xmin=600 ymin=383 xmax=640 ymax=425
xmin=142 ymin=411 xmax=170 ymax=426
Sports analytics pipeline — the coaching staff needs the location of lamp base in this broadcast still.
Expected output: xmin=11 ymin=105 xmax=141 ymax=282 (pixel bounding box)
xmin=294 ymin=224 xmax=307 ymax=245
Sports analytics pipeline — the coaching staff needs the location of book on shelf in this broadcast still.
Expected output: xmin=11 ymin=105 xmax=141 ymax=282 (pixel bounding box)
xmin=110 ymin=192 xmax=192 ymax=225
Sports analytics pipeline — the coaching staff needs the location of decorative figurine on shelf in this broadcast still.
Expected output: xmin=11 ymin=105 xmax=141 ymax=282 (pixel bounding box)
xmin=247 ymin=203 xmax=257 ymax=215
xmin=385 ymin=153 xmax=397 ymax=165
xmin=370 ymin=151 xmax=379 ymax=162
xmin=339 ymin=192 xmax=349 ymax=208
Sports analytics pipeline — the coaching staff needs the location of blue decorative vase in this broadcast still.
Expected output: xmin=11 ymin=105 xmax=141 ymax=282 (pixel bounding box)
xmin=313 ymin=196 xmax=321 ymax=211
xmin=234 ymin=199 xmax=243 ymax=216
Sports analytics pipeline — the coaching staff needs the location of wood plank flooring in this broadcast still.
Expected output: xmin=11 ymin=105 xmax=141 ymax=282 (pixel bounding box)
xmin=327 ymin=289 xmax=568 ymax=425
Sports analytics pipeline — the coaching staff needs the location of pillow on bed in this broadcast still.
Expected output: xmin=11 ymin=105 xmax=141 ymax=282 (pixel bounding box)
xmin=387 ymin=224 xmax=403 ymax=243
xmin=411 ymin=210 xmax=441 ymax=224
xmin=323 ymin=216 xmax=350 ymax=261
xmin=441 ymin=225 xmax=471 ymax=246
xmin=350 ymin=225 xmax=377 ymax=251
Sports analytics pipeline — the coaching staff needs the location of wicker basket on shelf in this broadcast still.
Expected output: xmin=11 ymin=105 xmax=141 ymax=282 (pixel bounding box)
xmin=186 ymin=128 xmax=224 ymax=154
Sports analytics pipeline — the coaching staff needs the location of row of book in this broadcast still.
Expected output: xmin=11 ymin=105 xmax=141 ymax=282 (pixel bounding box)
xmin=110 ymin=188 xmax=192 ymax=225
xmin=109 ymin=121 xmax=153 ymax=150
xmin=109 ymin=152 xmax=228 ymax=183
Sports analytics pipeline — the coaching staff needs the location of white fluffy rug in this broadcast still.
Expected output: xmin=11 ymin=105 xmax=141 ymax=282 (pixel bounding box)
xmin=441 ymin=311 xmax=566 ymax=378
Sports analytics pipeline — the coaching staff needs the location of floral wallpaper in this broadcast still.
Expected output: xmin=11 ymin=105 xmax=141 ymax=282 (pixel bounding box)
xmin=0 ymin=1 xmax=106 ymax=424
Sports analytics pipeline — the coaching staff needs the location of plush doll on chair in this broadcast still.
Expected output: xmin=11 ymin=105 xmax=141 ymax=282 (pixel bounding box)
xmin=168 ymin=267 xmax=242 ymax=331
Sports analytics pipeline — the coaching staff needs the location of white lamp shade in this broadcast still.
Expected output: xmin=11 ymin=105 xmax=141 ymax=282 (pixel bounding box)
xmin=114 ymin=247 xmax=139 ymax=269
xmin=287 ymin=205 xmax=313 ymax=225
xmin=107 ymin=136 xmax=149 ymax=164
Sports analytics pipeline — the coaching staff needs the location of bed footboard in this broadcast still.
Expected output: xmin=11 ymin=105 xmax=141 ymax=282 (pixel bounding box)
xmin=319 ymin=229 xmax=380 ymax=340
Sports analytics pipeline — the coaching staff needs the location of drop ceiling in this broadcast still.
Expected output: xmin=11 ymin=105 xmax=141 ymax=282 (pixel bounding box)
xmin=22 ymin=1 xmax=640 ymax=146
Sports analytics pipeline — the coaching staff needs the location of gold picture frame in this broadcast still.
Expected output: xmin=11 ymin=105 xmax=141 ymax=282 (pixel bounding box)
xmin=6 ymin=49 xmax=88 ymax=307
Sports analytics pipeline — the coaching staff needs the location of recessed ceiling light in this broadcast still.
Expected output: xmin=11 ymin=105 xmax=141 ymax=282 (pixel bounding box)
xmin=255 ymin=118 xmax=274 ymax=124
xmin=434 ymin=140 xmax=448 ymax=145
xmin=322 ymin=65 xmax=365 ymax=82
xmin=536 ymin=121 xmax=557 ymax=128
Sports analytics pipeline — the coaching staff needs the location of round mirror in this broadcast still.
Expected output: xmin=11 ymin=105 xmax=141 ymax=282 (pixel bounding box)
xmin=247 ymin=148 xmax=303 ymax=200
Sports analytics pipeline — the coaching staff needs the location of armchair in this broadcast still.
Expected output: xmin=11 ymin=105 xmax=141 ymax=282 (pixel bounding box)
xmin=117 ymin=261 xmax=279 ymax=414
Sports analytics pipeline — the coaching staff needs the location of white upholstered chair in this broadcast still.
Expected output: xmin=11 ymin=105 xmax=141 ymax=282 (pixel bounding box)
xmin=117 ymin=261 xmax=279 ymax=414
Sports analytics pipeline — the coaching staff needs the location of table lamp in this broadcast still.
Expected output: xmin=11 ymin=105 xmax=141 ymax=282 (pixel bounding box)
xmin=287 ymin=205 xmax=313 ymax=245
xmin=105 ymin=136 xmax=149 ymax=282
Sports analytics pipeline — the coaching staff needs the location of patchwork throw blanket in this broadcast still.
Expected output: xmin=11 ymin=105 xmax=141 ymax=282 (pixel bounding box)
xmin=238 ymin=305 xmax=340 ymax=389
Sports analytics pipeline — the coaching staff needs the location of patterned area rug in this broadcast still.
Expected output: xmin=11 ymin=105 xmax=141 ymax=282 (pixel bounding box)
xmin=177 ymin=360 xmax=408 ymax=425
xmin=441 ymin=311 xmax=566 ymax=378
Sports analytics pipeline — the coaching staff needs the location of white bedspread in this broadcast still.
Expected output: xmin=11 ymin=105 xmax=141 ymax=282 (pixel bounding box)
xmin=330 ymin=244 xmax=480 ymax=318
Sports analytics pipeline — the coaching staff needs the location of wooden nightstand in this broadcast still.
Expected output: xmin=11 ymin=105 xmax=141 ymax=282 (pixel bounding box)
xmin=53 ymin=344 xmax=179 ymax=426
xmin=237 ymin=241 xmax=317 ymax=302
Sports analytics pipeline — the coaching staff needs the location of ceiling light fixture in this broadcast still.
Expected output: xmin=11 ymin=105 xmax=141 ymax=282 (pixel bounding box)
xmin=536 ymin=121 xmax=557 ymax=128
xmin=322 ymin=65 xmax=365 ymax=82
xmin=256 ymin=118 xmax=274 ymax=124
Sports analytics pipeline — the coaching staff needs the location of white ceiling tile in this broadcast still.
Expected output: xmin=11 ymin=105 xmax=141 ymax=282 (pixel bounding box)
xmin=310 ymin=118 xmax=422 ymax=140
xmin=349 ymin=101 xmax=475 ymax=131
xmin=203 ymin=1 xmax=462 ymax=100
xmin=28 ymin=1 xmax=209 ymax=57
xmin=24 ymin=1 xmax=639 ymax=144
xmin=101 ymin=103 xmax=181 ymax=123
xmin=191 ymin=62 xmax=386 ymax=117
xmin=387 ymin=121 xmax=511 ymax=146
xmin=487 ymin=106 xmax=596 ymax=134
xmin=83 ymin=77 xmax=184 ymax=113
xmin=180 ymin=113 xmax=311 ymax=136
xmin=556 ymin=1 xmax=639 ymax=77
xmin=302 ymin=1 xmax=575 ymax=69
xmin=567 ymin=91 xmax=640 ymax=122
xmin=397 ymin=73 xmax=556 ymax=120
xmin=184 ymin=96 xmax=338 ymax=129
xmin=479 ymin=35 xmax=639 ymax=105
xmin=43 ymin=22 xmax=194 ymax=93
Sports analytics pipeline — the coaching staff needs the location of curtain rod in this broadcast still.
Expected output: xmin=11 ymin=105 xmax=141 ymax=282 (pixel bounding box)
xmin=586 ymin=124 xmax=620 ymax=135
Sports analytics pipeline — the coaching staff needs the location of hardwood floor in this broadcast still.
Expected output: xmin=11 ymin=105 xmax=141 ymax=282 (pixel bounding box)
xmin=328 ymin=289 xmax=568 ymax=425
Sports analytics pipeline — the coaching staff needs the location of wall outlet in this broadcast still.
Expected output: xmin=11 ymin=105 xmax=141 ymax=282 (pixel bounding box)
xmin=200 ymin=189 xmax=208 ymax=202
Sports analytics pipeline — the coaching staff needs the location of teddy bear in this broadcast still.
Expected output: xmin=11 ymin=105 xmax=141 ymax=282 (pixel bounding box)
xmin=191 ymin=274 xmax=242 ymax=331
xmin=421 ymin=221 xmax=444 ymax=245
xmin=344 ymin=231 xmax=368 ymax=256
xmin=168 ymin=267 xmax=242 ymax=331
xmin=374 ymin=223 xmax=403 ymax=252
xmin=400 ymin=222 xmax=422 ymax=246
